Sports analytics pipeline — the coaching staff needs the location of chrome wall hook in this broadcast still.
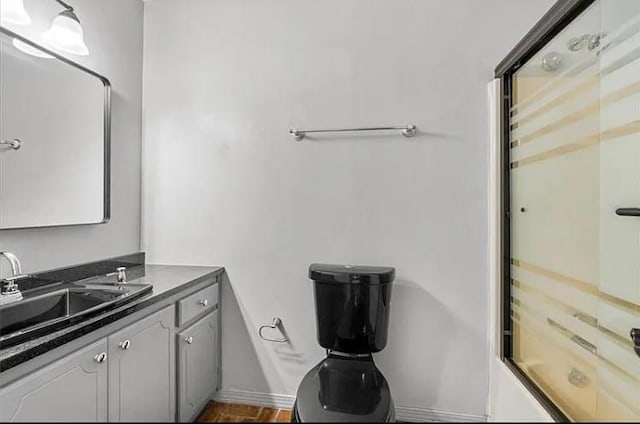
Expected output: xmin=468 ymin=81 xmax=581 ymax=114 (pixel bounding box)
xmin=258 ymin=317 xmax=289 ymax=343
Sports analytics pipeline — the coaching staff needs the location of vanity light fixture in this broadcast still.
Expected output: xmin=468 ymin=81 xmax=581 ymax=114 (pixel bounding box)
xmin=0 ymin=0 xmax=32 ymax=25
xmin=42 ymin=0 xmax=89 ymax=56
xmin=12 ymin=38 xmax=54 ymax=58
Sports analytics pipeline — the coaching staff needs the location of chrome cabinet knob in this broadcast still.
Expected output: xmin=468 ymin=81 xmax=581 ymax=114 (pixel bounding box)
xmin=119 ymin=339 xmax=131 ymax=350
xmin=94 ymin=352 xmax=107 ymax=363
xmin=185 ymin=336 xmax=193 ymax=344
xmin=199 ymin=299 xmax=208 ymax=307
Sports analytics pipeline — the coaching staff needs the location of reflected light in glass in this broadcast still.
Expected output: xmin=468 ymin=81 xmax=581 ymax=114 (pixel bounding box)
xmin=0 ymin=0 xmax=32 ymax=25
xmin=12 ymin=38 xmax=54 ymax=59
xmin=43 ymin=9 xmax=89 ymax=56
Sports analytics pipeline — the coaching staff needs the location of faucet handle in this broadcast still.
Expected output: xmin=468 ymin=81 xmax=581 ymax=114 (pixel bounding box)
xmin=1 ymin=279 xmax=20 ymax=295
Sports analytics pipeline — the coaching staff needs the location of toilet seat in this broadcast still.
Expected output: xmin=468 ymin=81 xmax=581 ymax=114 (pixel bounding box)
xmin=293 ymin=355 xmax=394 ymax=422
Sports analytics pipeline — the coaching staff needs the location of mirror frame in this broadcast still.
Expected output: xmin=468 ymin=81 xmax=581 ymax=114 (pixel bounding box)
xmin=0 ymin=26 xmax=111 ymax=230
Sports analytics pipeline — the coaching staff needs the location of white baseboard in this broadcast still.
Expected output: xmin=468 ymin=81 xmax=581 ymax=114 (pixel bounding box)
xmin=213 ymin=389 xmax=295 ymax=410
xmin=395 ymin=405 xmax=486 ymax=422
xmin=213 ymin=389 xmax=487 ymax=422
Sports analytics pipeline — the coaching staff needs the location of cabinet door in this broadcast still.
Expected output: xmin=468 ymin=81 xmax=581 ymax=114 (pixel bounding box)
xmin=178 ymin=310 xmax=219 ymax=422
xmin=0 ymin=339 xmax=108 ymax=422
xmin=108 ymin=305 xmax=175 ymax=422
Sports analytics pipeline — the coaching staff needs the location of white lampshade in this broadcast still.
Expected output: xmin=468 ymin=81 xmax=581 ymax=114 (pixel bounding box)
xmin=43 ymin=9 xmax=89 ymax=56
xmin=12 ymin=38 xmax=54 ymax=59
xmin=0 ymin=0 xmax=32 ymax=25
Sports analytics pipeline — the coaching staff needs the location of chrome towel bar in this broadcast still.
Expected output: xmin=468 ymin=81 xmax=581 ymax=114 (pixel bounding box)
xmin=289 ymin=124 xmax=416 ymax=141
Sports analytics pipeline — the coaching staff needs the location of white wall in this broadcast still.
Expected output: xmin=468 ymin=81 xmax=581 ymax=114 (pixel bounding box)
xmin=0 ymin=0 xmax=144 ymax=275
xmin=142 ymin=0 xmax=554 ymax=417
xmin=489 ymin=363 xmax=553 ymax=422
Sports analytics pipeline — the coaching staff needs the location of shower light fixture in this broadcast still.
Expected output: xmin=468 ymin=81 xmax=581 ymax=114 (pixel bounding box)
xmin=0 ymin=0 xmax=32 ymax=25
xmin=42 ymin=0 xmax=89 ymax=56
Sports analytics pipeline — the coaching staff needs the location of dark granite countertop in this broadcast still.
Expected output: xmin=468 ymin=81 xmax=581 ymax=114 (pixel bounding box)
xmin=0 ymin=264 xmax=224 ymax=372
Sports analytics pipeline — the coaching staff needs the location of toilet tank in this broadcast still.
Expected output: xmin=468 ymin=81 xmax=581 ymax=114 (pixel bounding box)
xmin=309 ymin=264 xmax=394 ymax=354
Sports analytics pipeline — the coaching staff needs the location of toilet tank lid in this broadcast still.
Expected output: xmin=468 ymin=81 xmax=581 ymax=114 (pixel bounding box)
xmin=308 ymin=263 xmax=395 ymax=284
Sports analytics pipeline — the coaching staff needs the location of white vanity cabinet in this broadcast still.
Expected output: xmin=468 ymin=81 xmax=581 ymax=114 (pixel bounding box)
xmin=177 ymin=310 xmax=219 ymax=422
xmin=0 ymin=339 xmax=109 ymax=422
xmin=0 ymin=278 xmax=221 ymax=423
xmin=108 ymin=305 xmax=176 ymax=422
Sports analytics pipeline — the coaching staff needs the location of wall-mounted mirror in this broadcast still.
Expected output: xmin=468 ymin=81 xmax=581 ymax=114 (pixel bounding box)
xmin=0 ymin=27 xmax=110 ymax=229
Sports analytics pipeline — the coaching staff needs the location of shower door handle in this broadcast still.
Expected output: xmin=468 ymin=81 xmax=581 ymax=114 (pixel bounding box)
xmin=615 ymin=208 xmax=640 ymax=217
xmin=631 ymin=328 xmax=640 ymax=359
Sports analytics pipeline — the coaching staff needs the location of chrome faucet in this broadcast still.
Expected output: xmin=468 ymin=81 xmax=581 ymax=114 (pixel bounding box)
xmin=102 ymin=266 xmax=127 ymax=285
xmin=0 ymin=251 xmax=26 ymax=304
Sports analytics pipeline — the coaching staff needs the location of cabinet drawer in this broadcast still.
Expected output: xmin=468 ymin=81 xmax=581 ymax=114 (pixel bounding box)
xmin=178 ymin=283 xmax=218 ymax=326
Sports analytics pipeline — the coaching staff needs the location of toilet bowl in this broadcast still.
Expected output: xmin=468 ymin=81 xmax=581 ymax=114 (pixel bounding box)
xmin=292 ymin=264 xmax=395 ymax=423
xmin=293 ymin=354 xmax=395 ymax=422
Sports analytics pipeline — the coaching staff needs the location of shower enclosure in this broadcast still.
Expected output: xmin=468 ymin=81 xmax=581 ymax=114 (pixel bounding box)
xmin=495 ymin=0 xmax=640 ymax=421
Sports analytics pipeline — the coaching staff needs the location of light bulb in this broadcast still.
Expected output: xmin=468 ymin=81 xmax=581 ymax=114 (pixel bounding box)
xmin=42 ymin=9 xmax=89 ymax=56
xmin=0 ymin=0 xmax=32 ymax=25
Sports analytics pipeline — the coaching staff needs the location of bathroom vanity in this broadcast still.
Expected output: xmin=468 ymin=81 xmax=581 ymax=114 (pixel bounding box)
xmin=0 ymin=255 xmax=223 ymax=422
xmin=0 ymin=26 xmax=223 ymax=422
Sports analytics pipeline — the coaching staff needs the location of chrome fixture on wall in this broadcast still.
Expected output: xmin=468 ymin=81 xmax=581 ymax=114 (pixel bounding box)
xmin=2 ymin=0 xmax=89 ymax=57
xmin=43 ymin=0 xmax=89 ymax=56
xmin=102 ymin=267 xmax=128 ymax=284
xmin=0 ymin=251 xmax=27 ymax=305
xmin=0 ymin=138 xmax=22 ymax=150
xmin=289 ymin=124 xmax=417 ymax=141
xmin=567 ymin=33 xmax=606 ymax=51
xmin=541 ymin=51 xmax=563 ymax=71
xmin=258 ymin=317 xmax=289 ymax=343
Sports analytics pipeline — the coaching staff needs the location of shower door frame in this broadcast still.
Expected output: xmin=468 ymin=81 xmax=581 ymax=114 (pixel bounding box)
xmin=495 ymin=0 xmax=597 ymax=421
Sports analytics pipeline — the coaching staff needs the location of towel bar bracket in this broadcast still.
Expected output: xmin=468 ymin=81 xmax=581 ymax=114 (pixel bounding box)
xmin=0 ymin=139 xmax=21 ymax=150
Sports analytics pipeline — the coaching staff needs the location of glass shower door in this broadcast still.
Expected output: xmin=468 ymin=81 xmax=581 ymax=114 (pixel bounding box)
xmin=597 ymin=2 xmax=640 ymax=421
xmin=508 ymin=0 xmax=640 ymax=420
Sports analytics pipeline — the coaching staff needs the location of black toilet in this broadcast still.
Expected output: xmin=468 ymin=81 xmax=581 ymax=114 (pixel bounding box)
xmin=292 ymin=264 xmax=395 ymax=422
